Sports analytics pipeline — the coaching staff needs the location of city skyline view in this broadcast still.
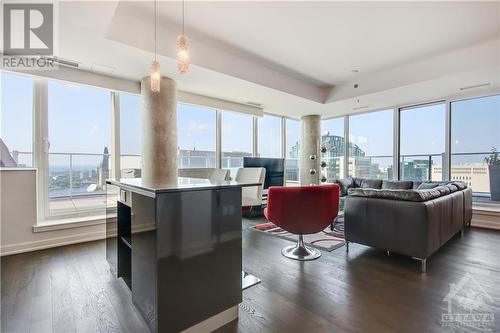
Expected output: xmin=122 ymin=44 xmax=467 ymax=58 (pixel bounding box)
xmin=2 ymin=71 xmax=499 ymax=205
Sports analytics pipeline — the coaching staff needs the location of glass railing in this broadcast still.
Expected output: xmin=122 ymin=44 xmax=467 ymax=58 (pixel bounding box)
xmin=322 ymin=156 xmax=343 ymax=182
xmin=285 ymin=158 xmax=299 ymax=182
xmin=48 ymin=152 xmax=110 ymax=199
xmin=179 ymin=154 xmax=216 ymax=169
xmin=48 ymin=152 xmax=110 ymax=216
xmin=9 ymin=150 xmax=499 ymax=211
xmin=6 ymin=150 xmax=32 ymax=167
xmin=222 ymin=154 xmax=252 ymax=179
xmin=400 ymin=153 xmax=444 ymax=182
xmin=451 ymin=152 xmax=496 ymax=202
xmin=322 ymin=155 xmax=394 ymax=181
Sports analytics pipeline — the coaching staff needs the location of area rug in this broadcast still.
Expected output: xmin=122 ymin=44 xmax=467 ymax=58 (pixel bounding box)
xmin=252 ymin=215 xmax=345 ymax=252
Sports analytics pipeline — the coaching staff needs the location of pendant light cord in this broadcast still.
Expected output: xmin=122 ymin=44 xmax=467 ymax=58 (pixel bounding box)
xmin=154 ymin=0 xmax=157 ymax=61
xmin=182 ymin=0 xmax=185 ymax=36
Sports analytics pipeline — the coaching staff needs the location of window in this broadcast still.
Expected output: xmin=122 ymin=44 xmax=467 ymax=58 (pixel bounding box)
xmin=120 ymin=93 xmax=142 ymax=177
xmin=399 ymin=103 xmax=446 ymax=181
xmin=1 ymin=72 xmax=33 ymax=167
xmin=178 ymin=103 xmax=217 ymax=168
xmin=451 ymin=95 xmax=500 ymax=201
xmin=285 ymin=118 xmax=300 ymax=183
xmin=349 ymin=109 xmax=393 ymax=179
xmin=321 ymin=117 xmax=344 ymax=182
xmin=221 ymin=111 xmax=253 ymax=177
xmin=257 ymin=114 xmax=281 ymax=158
xmin=48 ymin=80 xmax=111 ymax=216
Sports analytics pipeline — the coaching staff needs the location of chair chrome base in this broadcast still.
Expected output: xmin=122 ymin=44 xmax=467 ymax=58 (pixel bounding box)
xmin=281 ymin=235 xmax=321 ymax=261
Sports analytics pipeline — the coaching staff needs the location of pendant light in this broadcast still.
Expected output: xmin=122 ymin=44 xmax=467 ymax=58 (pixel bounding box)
xmin=177 ymin=0 xmax=189 ymax=74
xmin=150 ymin=0 xmax=160 ymax=92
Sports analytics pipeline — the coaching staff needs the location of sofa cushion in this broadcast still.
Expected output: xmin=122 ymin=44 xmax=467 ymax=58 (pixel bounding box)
xmin=434 ymin=186 xmax=451 ymax=196
xmin=350 ymin=177 xmax=383 ymax=189
xmin=450 ymin=181 xmax=467 ymax=190
xmin=360 ymin=179 xmax=383 ymax=189
xmin=417 ymin=182 xmax=440 ymax=190
xmin=412 ymin=181 xmax=423 ymax=189
xmin=336 ymin=177 xmax=355 ymax=196
xmin=446 ymin=184 xmax=459 ymax=192
xmin=347 ymin=188 xmax=442 ymax=202
xmin=353 ymin=177 xmax=363 ymax=188
xmin=382 ymin=180 xmax=413 ymax=190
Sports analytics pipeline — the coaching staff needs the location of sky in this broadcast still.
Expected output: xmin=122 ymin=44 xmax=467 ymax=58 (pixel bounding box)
xmin=1 ymin=71 xmax=499 ymax=168
xmin=120 ymin=92 xmax=142 ymax=155
xmin=258 ymin=114 xmax=281 ymax=158
xmin=221 ymin=111 xmax=252 ymax=153
xmin=285 ymin=118 xmax=300 ymax=157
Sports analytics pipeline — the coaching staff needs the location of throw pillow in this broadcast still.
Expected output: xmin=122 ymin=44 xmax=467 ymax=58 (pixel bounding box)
xmin=417 ymin=182 xmax=440 ymax=190
xmin=337 ymin=177 xmax=354 ymax=196
xmin=360 ymin=179 xmax=383 ymax=189
xmin=382 ymin=180 xmax=413 ymax=190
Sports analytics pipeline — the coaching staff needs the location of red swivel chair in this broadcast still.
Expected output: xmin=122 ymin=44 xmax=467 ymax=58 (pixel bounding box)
xmin=264 ymin=184 xmax=340 ymax=261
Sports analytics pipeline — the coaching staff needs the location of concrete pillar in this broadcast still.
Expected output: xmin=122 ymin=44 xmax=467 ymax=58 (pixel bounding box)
xmin=141 ymin=76 xmax=178 ymax=187
xmin=300 ymin=115 xmax=321 ymax=185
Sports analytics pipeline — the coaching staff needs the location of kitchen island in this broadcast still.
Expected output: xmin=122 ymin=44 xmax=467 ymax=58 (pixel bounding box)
xmin=105 ymin=177 xmax=260 ymax=333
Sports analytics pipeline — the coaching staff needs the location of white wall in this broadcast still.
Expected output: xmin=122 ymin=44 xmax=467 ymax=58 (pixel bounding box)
xmin=0 ymin=169 xmax=106 ymax=256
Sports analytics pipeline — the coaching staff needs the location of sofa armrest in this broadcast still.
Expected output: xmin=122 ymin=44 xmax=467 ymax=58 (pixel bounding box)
xmin=334 ymin=177 xmax=354 ymax=197
xmin=344 ymin=195 xmax=458 ymax=259
xmin=463 ymin=188 xmax=473 ymax=226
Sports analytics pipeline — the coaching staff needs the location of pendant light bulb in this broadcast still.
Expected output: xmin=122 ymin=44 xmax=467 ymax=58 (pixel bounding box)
xmin=150 ymin=60 xmax=160 ymax=92
xmin=177 ymin=35 xmax=189 ymax=74
xmin=177 ymin=0 xmax=189 ymax=74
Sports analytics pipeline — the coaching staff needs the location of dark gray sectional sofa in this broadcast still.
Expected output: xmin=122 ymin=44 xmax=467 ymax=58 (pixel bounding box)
xmin=335 ymin=177 xmax=472 ymax=272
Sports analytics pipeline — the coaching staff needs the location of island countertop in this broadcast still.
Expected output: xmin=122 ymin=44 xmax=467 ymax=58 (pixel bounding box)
xmin=106 ymin=177 xmax=261 ymax=197
xmin=106 ymin=176 xmax=256 ymax=332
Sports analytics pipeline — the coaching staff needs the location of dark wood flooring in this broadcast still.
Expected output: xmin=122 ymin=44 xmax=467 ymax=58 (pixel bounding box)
xmin=2 ymin=224 xmax=500 ymax=333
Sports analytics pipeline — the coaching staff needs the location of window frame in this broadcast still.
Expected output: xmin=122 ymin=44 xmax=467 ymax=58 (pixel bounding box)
xmin=398 ymin=100 xmax=447 ymax=182
xmin=4 ymin=70 xmax=499 ymax=225
xmin=449 ymin=94 xmax=500 ymax=198
xmin=177 ymin=102 xmax=218 ymax=169
xmin=320 ymin=116 xmax=345 ymax=182
xmin=283 ymin=116 xmax=301 ymax=184
xmin=256 ymin=112 xmax=283 ymax=158
xmin=43 ymin=79 xmax=114 ymax=220
xmin=347 ymin=108 xmax=395 ymax=180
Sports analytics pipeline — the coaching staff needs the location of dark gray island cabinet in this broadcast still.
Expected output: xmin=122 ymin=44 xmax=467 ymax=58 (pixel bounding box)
xmin=105 ymin=178 xmax=259 ymax=333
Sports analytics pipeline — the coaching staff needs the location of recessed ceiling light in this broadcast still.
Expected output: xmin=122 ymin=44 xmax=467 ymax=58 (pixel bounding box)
xmin=351 ymin=69 xmax=360 ymax=73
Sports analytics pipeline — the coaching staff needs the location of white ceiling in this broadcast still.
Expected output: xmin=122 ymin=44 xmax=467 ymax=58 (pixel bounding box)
xmin=145 ymin=1 xmax=499 ymax=85
xmin=46 ymin=1 xmax=500 ymax=117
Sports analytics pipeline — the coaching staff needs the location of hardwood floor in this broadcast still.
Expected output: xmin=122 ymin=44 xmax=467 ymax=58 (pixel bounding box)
xmin=2 ymin=224 xmax=500 ymax=333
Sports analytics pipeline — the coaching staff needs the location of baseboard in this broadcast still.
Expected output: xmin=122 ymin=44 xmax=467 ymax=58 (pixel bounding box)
xmin=0 ymin=230 xmax=108 ymax=256
xmin=180 ymin=305 xmax=238 ymax=333
xmin=471 ymin=209 xmax=500 ymax=230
